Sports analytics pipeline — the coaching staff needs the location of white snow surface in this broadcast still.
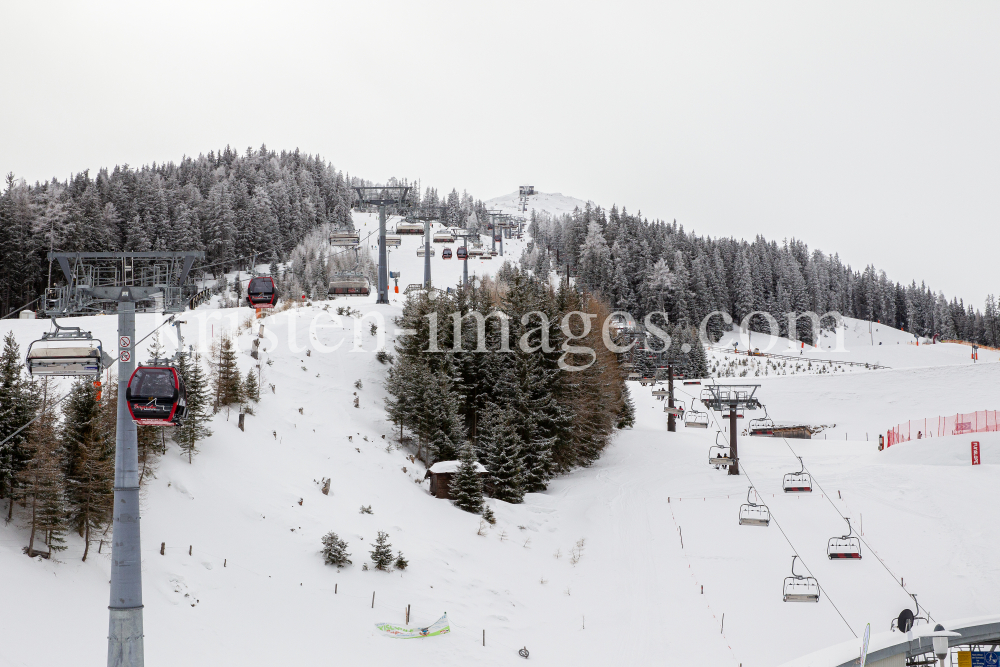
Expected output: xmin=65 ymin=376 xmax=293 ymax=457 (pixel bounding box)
xmin=1 ymin=220 xmax=999 ymax=665
xmin=484 ymin=190 xmax=594 ymax=219
xmin=428 ymin=461 xmax=487 ymax=475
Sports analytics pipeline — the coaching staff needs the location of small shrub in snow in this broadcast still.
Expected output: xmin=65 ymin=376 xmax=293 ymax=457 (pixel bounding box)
xmin=354 ymin=379 xmax=363 ymax=390
xmin=321 ymin=532 xmax=352 ymax=568
xmin=370 ymin=531 xmax=394 ymax=571
xmin=369 ymin=322 xmax=378 ymax=336
xmin=482 ymin=505 xmax=496 ymax=525
xmin=375 ymin=349 xmax=394 ymax=365
xmin=359 ymin=505 xmax=373 ymax=514
xmin=394 ymin=551 xmax=408 ymax=570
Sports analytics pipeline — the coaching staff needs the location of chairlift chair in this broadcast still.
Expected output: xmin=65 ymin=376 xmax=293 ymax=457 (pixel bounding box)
xmin=328 ymin=273 xmax=371 ymax=296
xmin=749 ymin=417 xmax=775 ymax=436
xmin=827 ymin=518 xmax=862 ymax=559
xmin=468 ymin=246 xmax=484 ymax=257
xmin=651 ymin=387 xmax=669 ymax=398
xmin=330 ymin=231 xmax=360 ymax=247
xmin=383 ymin=235 xmax=402 ymax=248
xmin=663 ymin=399 xmax=685 ymax=414
xmin=442 ymin=247 xmax=453 ymax=259
xmin=783 ymin=555 xmax=820 ymax=602
xmin=782 ymin=457 xmax=812 ymax=493
xmin=395 ymin=221 xmax=424 ymax=234
xmin=432 ymin=231 xmax=455 ymax=243
xmin=126 ymin=366 xmax=188 ymax=426
xmin=246 ymin=276 xmax=278 ymax=309
xmin=25 ymin=322 xmax=106 ymax=377
xmin=480 ymin=250 xmax=493 ymax=260
xmin=739 ymin=487 xmax=770 ymax=526
xmin=417 ymin=246 xmax=436 ymax=257
xmin=709 ymin=443 xmax=734 ymax=468
xmin=890 ymin=596 xmax=928 ymax=632
xmin=684 ymin=410 xmax=709 ymax=428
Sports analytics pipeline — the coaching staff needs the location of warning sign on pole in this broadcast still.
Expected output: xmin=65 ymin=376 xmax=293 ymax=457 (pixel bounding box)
xmin=119 ymin=350 xmax=131 ymax=363
xmin=972 ymin=441 xmax=981 ymax=466
xmin=119 ymin=336 xmax=131 ymax=348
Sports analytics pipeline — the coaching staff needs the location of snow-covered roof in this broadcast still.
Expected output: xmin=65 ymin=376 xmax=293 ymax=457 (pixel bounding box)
xmin=427 ymin=460 xmax=487 ymax=474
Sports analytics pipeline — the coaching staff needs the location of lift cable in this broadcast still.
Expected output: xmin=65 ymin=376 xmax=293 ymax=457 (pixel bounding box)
xmin=778 ymin=436 xmax=935 ymax=623
xmin=693 ymin=380 xmax=858 ymax=639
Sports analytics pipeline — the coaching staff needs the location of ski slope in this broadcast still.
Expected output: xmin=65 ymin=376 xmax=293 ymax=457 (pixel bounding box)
xmin=350 ymin=211 xmax=529 ymax=294
xmin=1 ymin=213 xmax=998 ymax=666
xmin=484 ymin=190 xmax=594 ymax=219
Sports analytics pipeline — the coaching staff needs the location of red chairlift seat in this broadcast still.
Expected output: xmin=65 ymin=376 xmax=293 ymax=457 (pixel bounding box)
xmin=782 ymin=457 xmax=813 ymax=493
xmin=827 ymin=518 xmax=862 ymax=559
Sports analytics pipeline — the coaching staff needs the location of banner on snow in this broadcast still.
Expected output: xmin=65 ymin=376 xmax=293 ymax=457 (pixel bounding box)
xmin=376 ymin=613 xmax=450 ymax=639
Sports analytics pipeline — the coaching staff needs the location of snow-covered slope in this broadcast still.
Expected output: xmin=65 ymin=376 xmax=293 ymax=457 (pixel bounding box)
xmin=350 ymin=211 xmax=528 ymax=291
xmin=713 ymin=316 xmax=980 ymax=372
xmin=484 ymin=191 xmax=593 ymax=219
xmin=1 ymin=225 xmax=998 ymax=666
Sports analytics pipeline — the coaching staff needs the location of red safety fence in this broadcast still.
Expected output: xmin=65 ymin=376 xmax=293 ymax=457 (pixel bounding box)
xmin=886 ymin=410 xmax=1000 ymax=447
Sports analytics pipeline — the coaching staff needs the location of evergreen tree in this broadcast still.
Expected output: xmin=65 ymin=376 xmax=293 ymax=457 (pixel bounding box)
xmin=62 ymin=378 xmax=113 ymax=561
xmin=0 ymin=331 xmax=38 ymax=521
xmin=370 ymin=531 xmax=394 ymax=571
xmin=732 ymin=247 xmax=755 ymax=322
xmin=617 ymin=383 xmax=636 ymax=429
xmin=17 ymin=379 xmax=68 ymax=557
xmin=145 ymin=330 xmax=166 ymax=363
xmin=451 ymin=443 xmax=484 ymax=513
xmin=176 ymin=352 xmax=212 ymax=463
xmin=481 ymin=406 xmax=524 ymax=504
xmin=212 ymin=333 xmax=242 ymax=409
xmin=321 ymin=531 xmax=352 ymax=568
xmin=244 ymin=367 xmax=260 ymax=402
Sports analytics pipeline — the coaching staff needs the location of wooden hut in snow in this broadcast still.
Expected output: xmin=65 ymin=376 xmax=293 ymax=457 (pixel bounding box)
xmin=424 ymin=460 xmax=488 ymax=500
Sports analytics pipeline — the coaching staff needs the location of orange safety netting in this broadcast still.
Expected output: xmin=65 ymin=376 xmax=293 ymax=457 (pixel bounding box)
xmin=886 ymin=410 xmax=1000 ymax=447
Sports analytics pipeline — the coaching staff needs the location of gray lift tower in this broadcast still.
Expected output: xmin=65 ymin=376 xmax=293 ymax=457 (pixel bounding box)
xmin=45 ymin=251 xmax=203 ymax=667
xmin=410 ymin=205 xmax=444 ymax=289
xmin=455 ymin=230 xmax=473 ymax=287
xmin=354 ymin=186 xmax=411 ymax=304
xmin=487 ymin=209 xmax=503 ymax=254
xmin=701 ymin=385 xmax=762 ymax=475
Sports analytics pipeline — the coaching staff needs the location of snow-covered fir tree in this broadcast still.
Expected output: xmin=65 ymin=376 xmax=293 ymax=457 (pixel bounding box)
xmin=370 ymin=531 xmax=394 ymax=571
xmin=451 ymin=443 xmax=484 ymax=513
xmin=321 ymin=531 xmax=352 ymax=568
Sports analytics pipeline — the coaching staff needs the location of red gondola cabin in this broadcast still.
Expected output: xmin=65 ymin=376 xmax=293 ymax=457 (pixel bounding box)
xmin=247 ymin=276 xmax=278 ymax=309
xmin=126 ymin=366 xmax=188 ymax=426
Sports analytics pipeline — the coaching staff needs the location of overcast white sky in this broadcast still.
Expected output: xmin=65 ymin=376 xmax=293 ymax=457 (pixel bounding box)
xmin=1 ymin=1 xmax=997 ymax=307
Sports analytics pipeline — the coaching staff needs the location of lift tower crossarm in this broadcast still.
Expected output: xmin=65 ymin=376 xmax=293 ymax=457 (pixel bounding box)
xmin=701 ymin=384 xmax=762 ymax=476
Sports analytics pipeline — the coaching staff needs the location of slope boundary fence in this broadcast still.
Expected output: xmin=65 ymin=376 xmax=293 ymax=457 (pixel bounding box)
xmin=706 ymin=345 xmax=889 ymax=369
xmin=886 ymin=410 xmax=1000 ymax=447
